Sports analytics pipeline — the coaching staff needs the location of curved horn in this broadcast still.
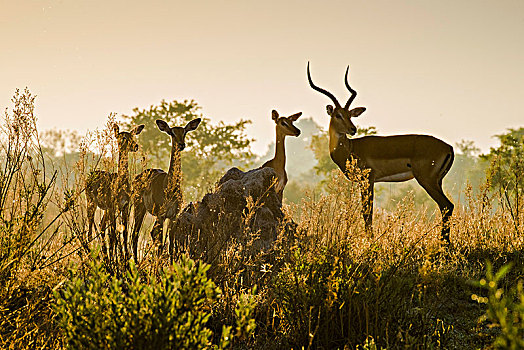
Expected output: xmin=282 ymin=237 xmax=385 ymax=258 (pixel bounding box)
xmin=344 ymin=65 xmax=357 ymax=109
xmin=307 ymin=62 xmax=341 ymax=108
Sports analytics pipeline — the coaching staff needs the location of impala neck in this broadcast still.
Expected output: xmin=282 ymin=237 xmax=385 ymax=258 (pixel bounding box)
xmin=166 ymin=142 xmax=183 ymax=199
xmin=328 ymin=123 xmax=348 ymax=154
xmin=116 ymin=150 xmax=130 ymax=188
xmin=272 ymin=129 xmax=287 ymax=172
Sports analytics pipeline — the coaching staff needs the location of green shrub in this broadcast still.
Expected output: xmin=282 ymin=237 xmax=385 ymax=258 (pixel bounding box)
xmin=356 ymin=336 xmax=387 ymax=350
xmin=53 ymin=255 xmax=243 ymax=349
xmin=473 ymin=262 xmax=524 ymax=349
xmin=233 ymin=287 xmax=257 ymax=341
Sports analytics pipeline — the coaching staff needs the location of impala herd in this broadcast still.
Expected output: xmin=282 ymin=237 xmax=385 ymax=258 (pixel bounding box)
xmin=86 ymin=63 xmax=455 ymax=262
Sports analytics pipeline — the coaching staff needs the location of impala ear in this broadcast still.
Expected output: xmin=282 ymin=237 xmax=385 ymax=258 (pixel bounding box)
xmin=132 ymin=124 xmax=145 ymax=135
xmin=113 ymin=123 xmax=120 ymax=136
xmin=288 ymin=112 xmax=302 ymax=121
xmin=271 ymin=110 xmax=279 ymax=122
xmin=326 ymin=105 xmax=334 ymax=116
xmin=348 ymin=107 xmax=366 ymax=118
xmin=156 ymin=120 xmax=172 ymax=135
xmin=185 ymin=118 xmax=201 ymax=133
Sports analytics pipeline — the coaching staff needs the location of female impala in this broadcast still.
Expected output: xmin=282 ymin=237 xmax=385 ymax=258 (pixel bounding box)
xmin=131 ymin=118 xmax=201 ymax=259
xmin=260 ymin=109 xmax=302 ymax=201
xmin=307 ymin=63 xmax=454 ymax=243
xmin=86 ymin=123 xmax=144 ymax=261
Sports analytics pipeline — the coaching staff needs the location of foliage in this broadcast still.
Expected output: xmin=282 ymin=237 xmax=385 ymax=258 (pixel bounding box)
xmin=483 ymin=128 xmax=524 ymax=231
xmin=473 ymin=263 xmax=524 ymax=349
xmin=484 ymin=128 xmax=524 ymax=194
xmin=40 ymin=129 xmax=83 ymax=157
xmin=120 ymin=99 xmax=254 ymax=200
xmin=456 ymin=139 xmax=481 ymax=157
xmin=447 ymin=139 xmax=488 ymax=196
xmin=356 ymin=337 xmax=387 ymax=350
xmin=53 ymin=255 xmax=253 ymax=349
xmin=234 ymin=287 xmax=257 ymax=341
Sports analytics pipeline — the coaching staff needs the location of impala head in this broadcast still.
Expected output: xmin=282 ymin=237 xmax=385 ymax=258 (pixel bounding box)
xmin=113 ymin=124 xmax=145 ymax=152
xmin=272 ymin=110 xmax=302 ymax=137
xmin=156 ymin=118 xmax=201 ymax=151
xmin=307 ymin=62 xmax=366 ymax=136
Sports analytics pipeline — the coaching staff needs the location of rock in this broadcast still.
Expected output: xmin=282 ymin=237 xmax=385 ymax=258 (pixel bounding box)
xmin=172 ymin=167 xmax=284 ymax=262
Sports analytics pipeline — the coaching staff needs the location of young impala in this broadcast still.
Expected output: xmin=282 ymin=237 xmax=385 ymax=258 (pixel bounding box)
xmin=260 ymin=109 xmax=302 ymax=201
xmin=307 ymin=63 xmax=454 ymax=243
xmin=131 ymin=118 xmax=201 ymax=259
xmin=86 ymin=123 xmax=144 ymax=261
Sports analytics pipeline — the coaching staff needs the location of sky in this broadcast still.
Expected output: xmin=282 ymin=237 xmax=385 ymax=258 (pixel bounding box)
xmin=1 ymin=0 xmax=523 ymax=155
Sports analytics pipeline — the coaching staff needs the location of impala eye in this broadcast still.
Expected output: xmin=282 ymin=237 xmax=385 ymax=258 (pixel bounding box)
xmin=282 ymin=121 xmax=288 ymax=127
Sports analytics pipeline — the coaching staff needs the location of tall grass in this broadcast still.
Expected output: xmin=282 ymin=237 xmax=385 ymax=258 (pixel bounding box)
xmin=0 ymin=88 xmax=65 ymax=348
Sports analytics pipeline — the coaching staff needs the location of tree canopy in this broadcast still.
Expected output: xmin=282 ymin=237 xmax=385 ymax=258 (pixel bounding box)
xmin=482 ymin=128 xmax=524 ymax=222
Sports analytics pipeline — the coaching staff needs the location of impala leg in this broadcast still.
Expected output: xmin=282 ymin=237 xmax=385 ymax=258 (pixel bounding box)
xmin=361 ymin=180 xmax=374 ymax=235
xmin=121 ymin=204 xmax=130 ymax=261
xmin=132 ymin=201 xmax=146 ymax=261
xmin=167 ymin=218 xmax=180 ymax=263
xmin=108 ymin=211 xmax=117 ymax=264
xmin=416 ymin=178 xmax=454 ymax=244
xmin=99 ymin=211 xmax=110 ymax=260
xmin=115 ymin=212 xmax=126 ymax=265
xmin=150 ymin=218 xmax=165 ymax=257
xmin=167 ymin=219 xmax=174 ymax=262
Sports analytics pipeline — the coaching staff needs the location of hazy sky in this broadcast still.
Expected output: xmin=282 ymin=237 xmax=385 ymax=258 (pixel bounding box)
xmin=1 ymin=0 xmax=523 ymax=154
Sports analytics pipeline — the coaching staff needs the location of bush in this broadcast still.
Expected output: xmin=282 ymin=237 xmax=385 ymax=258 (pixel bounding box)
xmin=53 ymin=255 xmax=250 ymax=349
xmin=473 ymin=262 xmax=524 ymax=349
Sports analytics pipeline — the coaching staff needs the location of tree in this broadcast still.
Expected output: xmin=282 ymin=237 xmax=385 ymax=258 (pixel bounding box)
xmin=120 ymin=99 xmax=254 ymax=200
xmin=455 ymin=139 xmax=480 ymax=157
xmin=483 ymin=127 xmax=524 ymax=229
xmin=40 ymin=129 xmax=82 ymax=157
xmin=483 ymin=128 xmax=524 ymax=194
xmin=444 ymin=139 xmax=487 ymax=198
